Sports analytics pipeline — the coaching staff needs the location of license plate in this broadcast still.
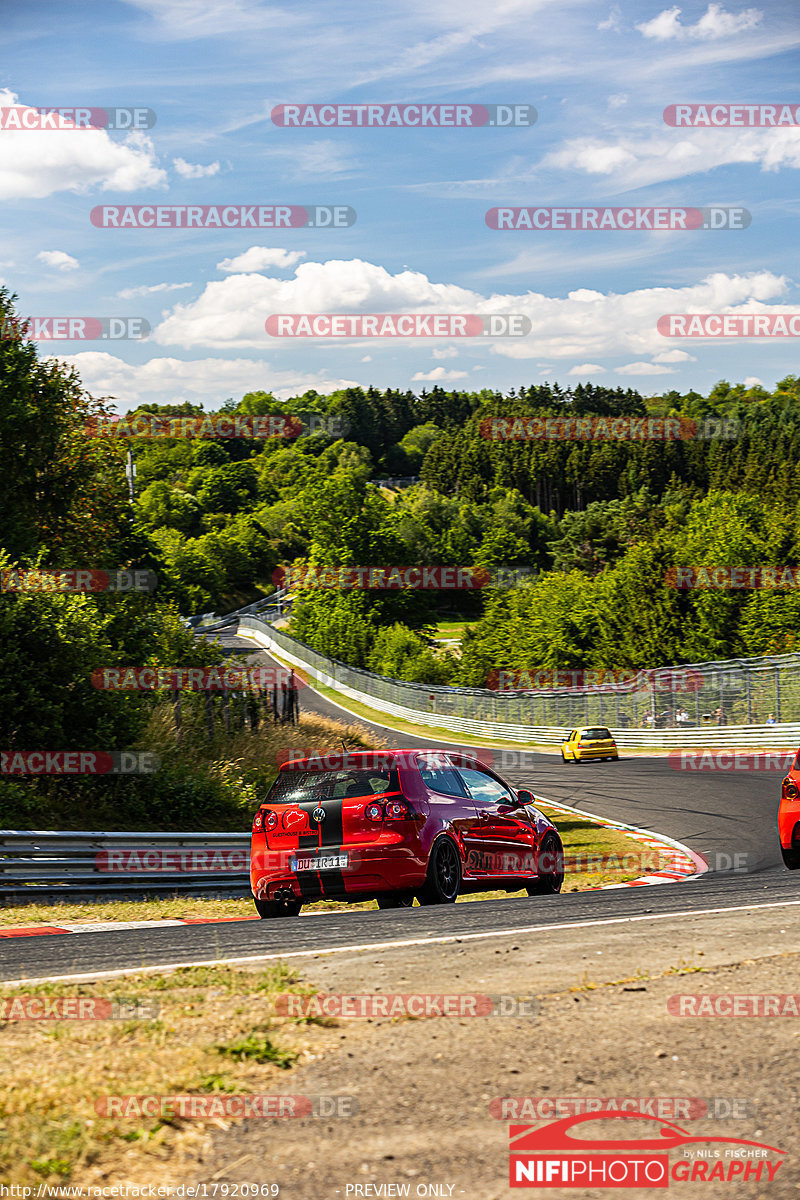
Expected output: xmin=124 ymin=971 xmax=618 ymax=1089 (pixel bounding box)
xmin=291 ymin=853 xmax=348 ymax=872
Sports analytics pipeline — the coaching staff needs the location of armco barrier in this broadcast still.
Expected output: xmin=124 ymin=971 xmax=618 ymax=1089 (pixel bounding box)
xmin=0 ymin=831 xmax=251 ymax=900
xmin=237 ymin=617 xmax=800 ymax=750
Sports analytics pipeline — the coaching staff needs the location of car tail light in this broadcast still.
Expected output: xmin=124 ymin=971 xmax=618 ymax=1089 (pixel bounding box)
xmin=265 ymin=810 xmax=278 ymax=829
xmin=385 ymin=800 xmax=412 ymax=820
xmin=252 ymin=811 xmax=264 ymax=832
xmin=783 ymin=778 xmax=799 ymax=800
xmin=365 ymin=802 xmax=384 ymax=822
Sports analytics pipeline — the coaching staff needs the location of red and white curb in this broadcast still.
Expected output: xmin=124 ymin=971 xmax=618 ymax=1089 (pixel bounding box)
xmin=0 ymin=914 xmax=261 ymax=939
xmin=538 ymin=795 xmax=706 ymax=888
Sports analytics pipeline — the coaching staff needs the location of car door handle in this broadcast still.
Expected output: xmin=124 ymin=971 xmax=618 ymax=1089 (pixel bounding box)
xmin=478 ymin=811 xmax=491 ymax=820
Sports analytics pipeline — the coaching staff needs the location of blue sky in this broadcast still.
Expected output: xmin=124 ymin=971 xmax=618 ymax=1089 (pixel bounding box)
xmin=3 ymin=0 xmax=800 ymax=409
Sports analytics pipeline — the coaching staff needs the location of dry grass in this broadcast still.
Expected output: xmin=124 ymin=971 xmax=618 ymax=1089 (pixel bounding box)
xmin=0 ymin=963 xmax=343 ymax=1187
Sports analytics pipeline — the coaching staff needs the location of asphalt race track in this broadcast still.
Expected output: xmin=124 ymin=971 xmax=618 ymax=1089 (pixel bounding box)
xmin=2 ymin=627 xmax=797 ymax=984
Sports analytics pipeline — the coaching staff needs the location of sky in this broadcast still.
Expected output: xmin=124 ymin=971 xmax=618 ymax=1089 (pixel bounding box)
xmin=2 ymin=0 xmax=800 ymax=410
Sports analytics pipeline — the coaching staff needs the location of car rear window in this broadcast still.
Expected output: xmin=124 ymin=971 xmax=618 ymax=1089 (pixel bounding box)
xmin=267 ymin=767 xmax=398 ymax=804
xmin=582 ymin=727 xmax=612 ymax=740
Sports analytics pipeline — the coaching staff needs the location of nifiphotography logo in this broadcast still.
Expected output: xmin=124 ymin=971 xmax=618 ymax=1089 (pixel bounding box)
xmin=508 ymin=1112 xmax=785 ymax=1187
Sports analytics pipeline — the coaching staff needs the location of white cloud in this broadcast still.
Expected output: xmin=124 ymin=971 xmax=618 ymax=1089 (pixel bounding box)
xmin=652 ymin=348 xmax=695 ymax=362
xmin=154 ymin=258 xmax=479 ymax=348
xmin=433 ymin=346 xmax=459 ymax=359
xmin=615 ymin=361 xmax=675 ymax=375
xmin=0 ymin=90 xmax=165 ymax=200
xmin=123 ymin=0 xmax=292 ymax=38
xmin=51 ymin=350 xmax=359 ymax=404
xmin=117 ymin=282 xmax=193 ymax=299
xmin=173 ymin=157 xmax=221 ymax=178
xmin=37 ymin=250 xmax=79 ymax=271
xmin=744 ymin=375 xmax=763 ymax=387
xmin=266 ymin=139 xmax=359 ymax=180
xmin=411 ymin=367 xmax=469 ymax=381
xmin=541 ymin=126 xmax=800 ymax=189
xmin=568 ymin=363 xmax=605 ymax=374
xmin=150 ymin=257 xmax=793 ymax=364
xmin=636 ymin=3 xmax=762 ymax=40
xmin=607 ymin=93 xmax=628 ymax=109
xmin=360 ymin=355 xmax=372 ymax=362
xmin=217 ymin=247 xmax=307 ymax=273
xmin=597 ymin=5 xmax=621 ymax=31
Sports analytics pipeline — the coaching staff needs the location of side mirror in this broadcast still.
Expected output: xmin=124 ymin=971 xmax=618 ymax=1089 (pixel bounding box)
xmin=516 ymin=789 xmax=535 ymax=807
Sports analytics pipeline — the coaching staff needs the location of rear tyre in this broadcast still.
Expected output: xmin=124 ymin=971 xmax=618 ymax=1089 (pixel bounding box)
xmin=418 ymin=837 xmax=461 ymax=905
xmin=377 ymin=892 xmax=415 ymax=909
xmin=781 ymin=830 xmax=800 ymax=870
xmin=253 ymin=896 xmax=302 ymax=918
xmin=527 ymin=832 xmax=564 ymax=895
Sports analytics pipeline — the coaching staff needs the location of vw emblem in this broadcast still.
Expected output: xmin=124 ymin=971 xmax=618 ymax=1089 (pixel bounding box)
xmin=311 ymin=806 xmax=326 ymax=823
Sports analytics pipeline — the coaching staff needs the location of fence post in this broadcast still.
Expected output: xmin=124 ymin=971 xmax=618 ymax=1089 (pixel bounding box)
xmin=746 ymin=665 xmax=752 ymax=724
xmin=205 ymin=692 xmax=215 ymax=740
xmin=776 ymin=667 xmax=782 ymax=722
xmin=222 ymin=685 xmax=230 ymax=735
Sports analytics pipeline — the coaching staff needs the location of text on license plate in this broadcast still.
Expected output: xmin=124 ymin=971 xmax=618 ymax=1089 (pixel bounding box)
xmin=291 ymin=854 xmax=348 ymax=871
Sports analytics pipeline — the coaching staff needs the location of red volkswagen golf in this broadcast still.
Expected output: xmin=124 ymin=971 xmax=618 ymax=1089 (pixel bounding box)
xmin=250 ymin=749 xmax=564 ymax=917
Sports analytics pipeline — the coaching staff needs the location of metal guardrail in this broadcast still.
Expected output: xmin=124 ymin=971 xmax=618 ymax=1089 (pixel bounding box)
xmin=240 ymin=617 xmax=800 ymax=749
xmin=190 ymin=592 xmax=289 ymax=635
xmin=0 ymin=831 xmax=251 ymax=900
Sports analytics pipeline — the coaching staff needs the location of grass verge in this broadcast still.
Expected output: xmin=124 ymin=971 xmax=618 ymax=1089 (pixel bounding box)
xmin=0 ymin=963 xmax=343 ymax=1187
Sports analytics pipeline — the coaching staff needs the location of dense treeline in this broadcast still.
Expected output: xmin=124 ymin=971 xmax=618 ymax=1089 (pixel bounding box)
xmin=117 ymin=372 xmax=800 ymax=684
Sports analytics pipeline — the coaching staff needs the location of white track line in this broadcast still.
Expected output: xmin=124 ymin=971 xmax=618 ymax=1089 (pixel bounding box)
xmin=4 ymin=898 xmax=800 ymax=986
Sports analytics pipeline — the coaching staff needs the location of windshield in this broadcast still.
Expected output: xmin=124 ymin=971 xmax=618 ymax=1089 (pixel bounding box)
xmin=581 ymin=727 xmax=612 ymax=740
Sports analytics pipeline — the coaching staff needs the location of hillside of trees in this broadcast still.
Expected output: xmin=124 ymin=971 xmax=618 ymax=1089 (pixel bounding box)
xmin=119 ymin=367 xmax=800 ymax=685
xmin=5 ymin=283 xmax=800 ymax=746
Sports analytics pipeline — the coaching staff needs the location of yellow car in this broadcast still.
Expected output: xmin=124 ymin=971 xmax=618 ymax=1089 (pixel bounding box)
xmin=561 ymin=726 xmax=619 ymax=763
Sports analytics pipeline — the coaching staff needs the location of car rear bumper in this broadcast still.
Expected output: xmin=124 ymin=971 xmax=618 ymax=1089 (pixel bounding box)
xmin=575 ymin=746 xmax=617 ymax=759
xmin=250 ymin=841 xmax=427 ymax=902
